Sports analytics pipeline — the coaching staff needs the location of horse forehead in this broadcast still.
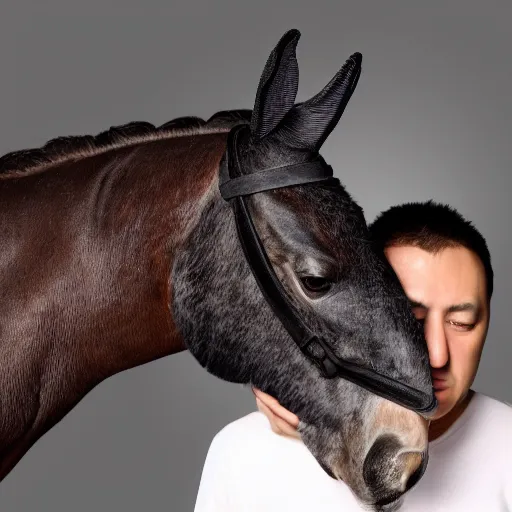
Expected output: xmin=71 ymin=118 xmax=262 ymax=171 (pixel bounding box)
xmin=293 ymin=195 xmax=367 ymax=245
xmin=257 ymin=196 xmax=367 ymax=264
xmin=267 ymin=181 xmax=363 ymax=220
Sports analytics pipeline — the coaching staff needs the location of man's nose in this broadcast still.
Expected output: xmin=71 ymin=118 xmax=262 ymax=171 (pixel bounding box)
xmin=424 ymin=317 xmax=449 ymax=368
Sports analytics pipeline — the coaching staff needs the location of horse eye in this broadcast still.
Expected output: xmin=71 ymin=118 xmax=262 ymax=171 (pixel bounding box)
xmin=300 ymin=276 xmax=332 ymax=296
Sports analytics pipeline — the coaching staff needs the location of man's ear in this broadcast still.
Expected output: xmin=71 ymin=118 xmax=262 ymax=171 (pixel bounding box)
xmin=250 ymin=29 xmax=301 ymax=141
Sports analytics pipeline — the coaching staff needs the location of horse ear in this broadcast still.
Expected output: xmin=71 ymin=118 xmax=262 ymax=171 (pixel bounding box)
xmin=278 ymin=52 xmax=362 ymax=152
xmin=250 ymin=29 xmax=301 ymax=141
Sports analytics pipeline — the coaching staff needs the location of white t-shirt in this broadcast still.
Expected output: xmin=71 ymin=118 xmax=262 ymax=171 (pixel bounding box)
xmin=194 ymin=392 xmax=512 ymax=511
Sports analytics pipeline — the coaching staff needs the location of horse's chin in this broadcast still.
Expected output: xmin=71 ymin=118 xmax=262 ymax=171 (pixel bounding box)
xmin=374 ymin=496 xmax=405 ymax=512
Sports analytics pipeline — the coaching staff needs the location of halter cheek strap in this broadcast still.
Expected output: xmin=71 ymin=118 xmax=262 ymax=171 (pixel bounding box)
xmin=219 ymin=124 xmax=339 ymax=378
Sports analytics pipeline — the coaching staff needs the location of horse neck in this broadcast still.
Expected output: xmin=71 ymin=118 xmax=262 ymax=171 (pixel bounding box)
xmin=88 ymin=131 xmax=229 ymax=374
xmin=2 ymin=130 xmax=228 ymax=396
xmin=0 ymin=130 xmax=229 ymax=480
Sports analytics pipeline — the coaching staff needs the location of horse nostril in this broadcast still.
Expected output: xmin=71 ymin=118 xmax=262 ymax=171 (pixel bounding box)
xmin=363 ymin=434 xmax=401 ymax=497
xmin=364 ymin=436 xmax=428 ymax=506
xmin=404 ymin=452 xmax=428 ymax=492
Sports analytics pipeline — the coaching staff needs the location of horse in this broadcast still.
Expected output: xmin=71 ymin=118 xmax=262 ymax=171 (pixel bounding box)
xmin=0 ymin=29 xmax=435 ymax=511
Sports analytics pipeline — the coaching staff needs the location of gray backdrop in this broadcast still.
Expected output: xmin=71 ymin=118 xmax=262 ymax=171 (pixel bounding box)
xmin=1 ymin=1 xmax=511 ymax=511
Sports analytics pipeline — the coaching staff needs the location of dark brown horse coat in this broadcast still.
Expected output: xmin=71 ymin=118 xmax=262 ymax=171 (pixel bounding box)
xmin=0 ymin=116 xmax=246 ymax=480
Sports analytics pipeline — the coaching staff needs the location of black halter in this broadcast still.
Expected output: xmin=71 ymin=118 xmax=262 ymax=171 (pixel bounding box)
xmin=219 ymin=123 xmax=437 ymax=416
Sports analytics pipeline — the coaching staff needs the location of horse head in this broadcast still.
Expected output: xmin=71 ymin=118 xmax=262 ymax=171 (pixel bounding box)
xmin=173 ymin=29 xmax=435 ymax=510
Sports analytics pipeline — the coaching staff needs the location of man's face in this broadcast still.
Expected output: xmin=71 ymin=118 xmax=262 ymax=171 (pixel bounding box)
xmin=384 ymin=244 xmax=490 ymax=421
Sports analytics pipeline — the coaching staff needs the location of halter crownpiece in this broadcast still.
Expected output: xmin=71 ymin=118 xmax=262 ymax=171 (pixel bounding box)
xmin=219 ymin=123 xmax=438 ymax=416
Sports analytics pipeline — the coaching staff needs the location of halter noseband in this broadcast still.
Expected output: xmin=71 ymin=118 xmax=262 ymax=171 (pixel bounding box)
xmin=219 ymin=123 xmax=437 ymax=416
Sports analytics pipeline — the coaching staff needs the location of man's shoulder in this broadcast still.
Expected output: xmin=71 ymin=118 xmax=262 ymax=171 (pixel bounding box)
xmin=211 ymin=411 xmax=271 ymax=445
xmin=199 ymin=414 xmax=362 ymax=510
xmin=212 ymin=411 xmax=299 ymax=445
xmin=473 ymin=391 xmax=512 ymax=418
xmin=470 ymin=391 xmax=512 ymax=440
xmin=208 ymin=411 xmax=308 ymax=461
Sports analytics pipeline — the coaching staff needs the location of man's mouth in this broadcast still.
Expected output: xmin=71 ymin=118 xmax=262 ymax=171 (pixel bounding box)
xmin=433 ymin=379 xmax=450 ymax=392
xmin=431 ymin=370 xmax=450 ymax=392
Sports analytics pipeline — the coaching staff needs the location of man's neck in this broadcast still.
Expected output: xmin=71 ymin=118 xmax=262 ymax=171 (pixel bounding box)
xmin=428 ymin=389 xmax=475 ymax=442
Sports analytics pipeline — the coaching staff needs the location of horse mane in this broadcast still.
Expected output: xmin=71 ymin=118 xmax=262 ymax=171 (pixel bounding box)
xmin=0 ymin=109 xmax=252 ymax=176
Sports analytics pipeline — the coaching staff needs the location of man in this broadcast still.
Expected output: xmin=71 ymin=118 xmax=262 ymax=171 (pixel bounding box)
xmin=194 ymin=201 xmax=512 ymax=511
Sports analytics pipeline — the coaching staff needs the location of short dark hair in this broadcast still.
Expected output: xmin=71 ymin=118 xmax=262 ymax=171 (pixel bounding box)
xmin=369 ymin=200 xmax=494 ymax=300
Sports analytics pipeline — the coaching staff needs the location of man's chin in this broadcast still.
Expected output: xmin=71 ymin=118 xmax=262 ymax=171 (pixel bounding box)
xmin=435 ymin=386 xmax=452 ymax=400
xmin=431 ymin=389 xmax=455 ymax=420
